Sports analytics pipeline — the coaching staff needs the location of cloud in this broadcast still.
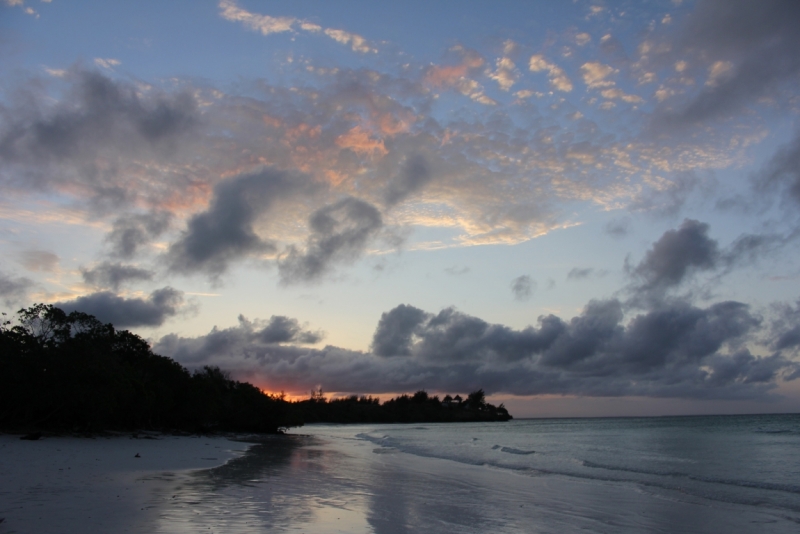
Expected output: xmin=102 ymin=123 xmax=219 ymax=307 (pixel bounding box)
xmin=424 ymin=47 xmax=495 ymax=104
xmin=653 ymin=0 xmax=800 ymax=130
xmin=628 ymin=219 xmax=719 ymax=298
xmin=0 ymin=70 xmax=198 ymax=165
xmin=156 ymin=300 xmax=797 ymax=399
xmin=769 ymin=300 xmax=800 ymax=357
xmin=756 ymin=129 xmax=800 ymax=206
xmin=605 ymin=217 xmax=631 ymax=238
xmin=106 ymin=211 xmax=172 ymax=259
xmin=488 ymin=53 xmax=518 ymax=91
xmin=218 ymin=0 xmax=296 ymax=35
xmin=0 ymin=35 xmax=771 ymax=286
xmin=581 ymin=62 xmax=617 ymax=89
xmin=80 ymin=261 xmax=154 ymax=291
xmin=93 ymin=58 xmax=121 ymax=69
xmin=0 ymin=69 xmax=200 ymax=212
xmin=4 ymin=0 xmax=39 ymax=18
xmin=154 ymin=312 xmax=324 ymax=364
xmin=278 ymin=197 xmax=383 ymax=284
xmin=168 ymin=168 xmax=312 ymax=279
xmin=371 ymin=304 xmax=431 ymax=357
xmin=383 ymin=154 xmax=432 ymax=207
xmin=626 ymin=219 xmax=786 ymax=305
xmin=567 ymin=267 xmax=593 ymax=280
xmin=219 ymin=0 xmax=375 ymax=53
xmin=629 ymin=172 xmax=715 ymax=216
xmin=510 ymin=275 xmax=535 ymax=301
xmin=529 ymin=55 xmax=573 ymax=92
xmin=444 ymin=266 xmax=470 ymax=276
xmin=323 ymin=28 xmax=375 ymax=54
xmin=18 ymin=250 xmax=59 ymax=272
xmin=0 ymin=269 xmax=33 ymax=307
xmin=56 ymin=287 xmax=184 ymax=328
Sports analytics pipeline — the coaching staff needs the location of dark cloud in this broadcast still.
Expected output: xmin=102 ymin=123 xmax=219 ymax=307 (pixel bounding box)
xmin=768 ymin=299 xmax=800 ymax=352
xmin=155 ymin=300 xmax=796 ymax=399
xmin=0 ymin=69 xmax=199 ymax=208
xmin=371 ymin=304 xmax=431 ymax=357
xmin=169 ymin=168 xmax=311 ymax=279
xmin=605 ymin=217 xmax=631 ymax=238
xmin=56 ymin=287 xmax=184 ymax=328
xmin=629 ymin=219 xmax=719 ymax=298
xmin=153 ymin=313 xmax=324 ymax=365
xmin=107 ymin=211 xmax=172 ymax=259
xmin=755 ymin=129 xmax=800 ymax=206
xmin=0 ymin=269 xmax=33 ymax=308
xmin=627 ymin=220 xmax=791 ymax=306
xmin=567 ymin=267 xmax=593 ymax=280
xmin=384 ymin=154 xmax=433 ymax=207
xmin=721 ymin=232 xmax=786 ymax=268
xmin=510 ymin=275 xmax=535 ymax=301
xmin=655 ymin=0 xmax=800 ymax=130
xmin=0 ymin=70 xmax=198 ymax=161
xmin=278 ymin=197 xmax=383 ymax=284
xmin=80 ymin=261 xmax=154 ymax=291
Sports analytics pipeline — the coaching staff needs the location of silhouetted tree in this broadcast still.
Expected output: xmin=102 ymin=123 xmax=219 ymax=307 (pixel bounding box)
xmin=0 ymin=304 xmax=302 ymax=433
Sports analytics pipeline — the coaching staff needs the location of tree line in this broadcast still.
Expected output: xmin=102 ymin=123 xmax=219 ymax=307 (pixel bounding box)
xmin=295 ymin=388 xmax=511 ymax=423
xmin=0 ymin=304 xmax=510 ymax=434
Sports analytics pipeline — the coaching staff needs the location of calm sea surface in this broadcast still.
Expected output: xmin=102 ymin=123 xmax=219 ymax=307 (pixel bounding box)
xmin=149 ymin=414 xmax=800 ymax=532
xmin=343 ymin=414 xmax=800 ymax=515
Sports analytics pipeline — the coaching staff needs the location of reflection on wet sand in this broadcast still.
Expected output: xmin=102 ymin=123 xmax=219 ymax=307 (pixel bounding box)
xmin=147 ymin=434 xmax=372 ymax=533
xmin=132 ymin=429 xmax=799 ymax=534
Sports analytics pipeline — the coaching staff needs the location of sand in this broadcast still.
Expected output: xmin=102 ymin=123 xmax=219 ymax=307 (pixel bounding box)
xmin=0 ymin=432 xmax=249 ymax=533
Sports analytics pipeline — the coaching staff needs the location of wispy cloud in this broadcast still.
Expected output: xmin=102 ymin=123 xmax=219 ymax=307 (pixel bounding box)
xmin=218 ymin=0 xmax=376 ymax=53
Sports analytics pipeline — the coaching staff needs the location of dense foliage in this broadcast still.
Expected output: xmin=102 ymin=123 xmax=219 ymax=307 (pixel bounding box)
xmin=1 ymin=305 xmax=511 ymax=433
xmin=295 ymin=388 xmax=512 ymax=423
xmin=0 ymin=304 xmax=301 ymax=433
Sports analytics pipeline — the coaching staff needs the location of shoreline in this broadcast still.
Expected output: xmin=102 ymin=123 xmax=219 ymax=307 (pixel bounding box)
xmin=3 ymin=422 xmax=799 ymax=533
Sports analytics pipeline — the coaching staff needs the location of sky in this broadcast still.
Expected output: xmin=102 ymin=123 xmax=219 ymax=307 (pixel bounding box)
xmin=2 ymin=0 xmax=800 ymax=417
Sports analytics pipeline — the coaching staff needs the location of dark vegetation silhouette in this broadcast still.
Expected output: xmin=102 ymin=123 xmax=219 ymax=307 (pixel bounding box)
xmin=0 ymin=304 xmax=301 ymax=433
xmin=295 ymin=387 xmax=511 ymax=423
xmin=0 ymin=304 xmax=511 ymax=434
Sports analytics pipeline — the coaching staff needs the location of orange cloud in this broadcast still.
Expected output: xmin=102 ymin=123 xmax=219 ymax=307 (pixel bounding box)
xmin=262 ymin=114 xmax=282 ymax=129
xmin=425 ymin=64 xmax=471 ymax=88
xmin=325 ymin=170 xmax=348 ymax=186
xmin=335 ymin=125 xmax=388 ymax=157
xmin=424 ymin=51 xmax=484 ymax=88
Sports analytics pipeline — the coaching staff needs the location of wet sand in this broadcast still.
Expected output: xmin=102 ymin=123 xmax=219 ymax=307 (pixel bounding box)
xmin=0 ymin=433 xmax=249 ymax=533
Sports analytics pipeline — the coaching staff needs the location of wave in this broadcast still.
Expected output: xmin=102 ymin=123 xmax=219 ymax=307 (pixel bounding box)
xmin=492 ymin=445 xmax=535 ymax=455
xmin=582 ymin=460 xmax=800 ymax=495
xmin=353 ymin=432 xmax=800 ymax=512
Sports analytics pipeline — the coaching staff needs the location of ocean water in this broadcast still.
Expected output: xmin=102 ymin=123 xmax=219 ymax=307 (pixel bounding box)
xmin=143 ymin=414 xmax=800 ymax=533
xmin=347 ymin=414 xmax=800 ymax=516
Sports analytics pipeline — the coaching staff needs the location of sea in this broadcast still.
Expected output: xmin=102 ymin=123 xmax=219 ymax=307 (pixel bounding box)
xmin=146 ymin=413 xmax=800 ymax=533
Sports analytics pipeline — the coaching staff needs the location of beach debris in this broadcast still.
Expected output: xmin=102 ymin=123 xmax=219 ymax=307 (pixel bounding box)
xmin=135 ymin=453 xmax=141 ymax=458
xmin=20 ymin=432 xmax=43 ymax=440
